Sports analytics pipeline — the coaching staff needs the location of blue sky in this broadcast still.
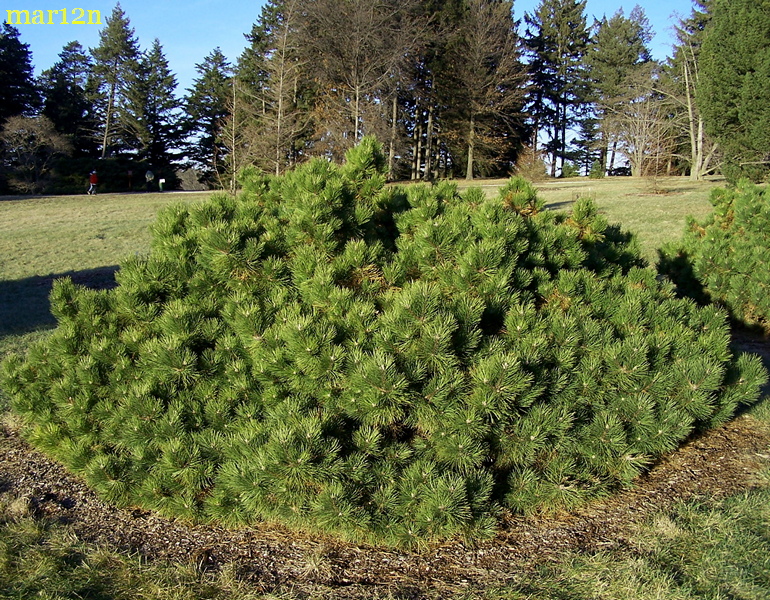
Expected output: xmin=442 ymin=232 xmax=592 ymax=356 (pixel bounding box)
xmin=11 ymin=0 xmax=697 ymax=94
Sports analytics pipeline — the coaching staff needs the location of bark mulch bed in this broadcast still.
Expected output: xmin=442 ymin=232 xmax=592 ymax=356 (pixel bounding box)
xmin=1 ymin=411 xmax=769 ymax=599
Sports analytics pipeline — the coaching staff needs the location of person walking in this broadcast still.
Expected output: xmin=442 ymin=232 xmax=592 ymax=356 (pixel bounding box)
xmin=145 ymin=169 xmax=154 ymax=192
xmin=88 ymin=171 xmax=99 ymax=195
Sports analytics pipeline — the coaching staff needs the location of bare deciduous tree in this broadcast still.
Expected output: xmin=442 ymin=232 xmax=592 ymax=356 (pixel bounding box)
xmin=298 ymin=0 xmax=423 ymax=159
xmin=218 ymin=79 xmax=261 ymax=194
xmin=251 ymin=0 xmax=310 ymax=175
xmin=603 ymin=65 xmax=677 ymax=177
xmin=0 ymin=115 xmax=72 ymax=193
xmin=442 ymin=0 xmax=528 ymax=180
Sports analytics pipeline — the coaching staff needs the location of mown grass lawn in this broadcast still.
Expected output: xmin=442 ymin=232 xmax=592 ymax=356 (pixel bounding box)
xmin=1 ymin=178 xmax=769 ymax=599
xmin=459 ymin=174 xmax=720 ymax=263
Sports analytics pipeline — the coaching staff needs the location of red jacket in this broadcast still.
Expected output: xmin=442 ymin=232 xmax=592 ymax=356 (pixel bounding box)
xmin=89 ymin=173 xmax=98 ymax=184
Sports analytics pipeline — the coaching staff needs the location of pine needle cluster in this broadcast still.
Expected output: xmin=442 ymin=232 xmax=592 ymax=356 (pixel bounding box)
xmin=2 ymin=139 xmax=766 ymax=547
xmin=660 ymin=181 xmax=770 ymax=332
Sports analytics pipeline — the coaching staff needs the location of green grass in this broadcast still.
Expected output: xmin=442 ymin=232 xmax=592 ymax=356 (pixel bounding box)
xmin=1 ymin=179 xmax=769 ymax=599
xmin=492 ymin=486 xmax=770 ymax=600
xmin=0 ymin=504 xmax=269 ymax=599
xmin=460 ymin=175 xmax=721 ymax=263
xmin=0 ymin=192 xmax=209 ymax=355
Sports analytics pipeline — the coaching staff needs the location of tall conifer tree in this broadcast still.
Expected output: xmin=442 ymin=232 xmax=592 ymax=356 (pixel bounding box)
xmin=121 ymin=39 xmax=182 ymax=170
xmin=441 ymin=0 xmax=528 ymax=180
xmin=524 ymin=0 xmax=589 ymax=176
xmin=0 ymin=24 xmax=40 ymax=124
xmin=586 ymin=7 xmax=653 ymax=172
xmin=90 ymin=3 xmax=141 ymax=158
xmin=183 ymin=48 xmax=233 ymax=186
xmin=698 ymin=0 xmax=770 ymax=182
xmin=39 ymin=41 xmax=99 ymax=156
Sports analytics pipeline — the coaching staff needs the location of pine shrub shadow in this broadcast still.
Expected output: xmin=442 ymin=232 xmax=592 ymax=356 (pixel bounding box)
xmin=0 ymin=267 xmax=119 ymax=337
xmin=656 ymin=245 xmax=709 ymax=305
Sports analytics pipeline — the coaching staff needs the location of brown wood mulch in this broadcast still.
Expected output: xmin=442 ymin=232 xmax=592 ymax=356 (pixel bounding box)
xmin=1 ymin=411 xmax=769 ymax=599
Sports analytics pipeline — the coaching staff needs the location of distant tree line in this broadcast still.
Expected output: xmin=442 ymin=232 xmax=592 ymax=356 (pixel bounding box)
xmin=0 ymin=0 xmax=767 ymax=194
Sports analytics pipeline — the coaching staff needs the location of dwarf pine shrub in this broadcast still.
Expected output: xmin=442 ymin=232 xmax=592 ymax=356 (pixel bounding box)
xmin=659 ymin=181 xmax=770 ymax=332
xmin=2 ymin=139 xmax=766 ymax=547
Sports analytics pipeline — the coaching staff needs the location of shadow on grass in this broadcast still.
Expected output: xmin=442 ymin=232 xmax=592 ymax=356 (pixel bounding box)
xmin=545 ymin=200 xmax=577 ymax=211
xmin=0 ymin=266 xmax=119 ymax=338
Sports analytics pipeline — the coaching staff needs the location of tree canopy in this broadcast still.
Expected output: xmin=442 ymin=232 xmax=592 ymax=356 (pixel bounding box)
xmin=698 ymin=0 xmax=770 ymax=182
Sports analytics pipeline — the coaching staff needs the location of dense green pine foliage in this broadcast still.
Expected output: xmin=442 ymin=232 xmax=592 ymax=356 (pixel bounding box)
xmin=38 ymin=42 xmax=100 ymax=157
xmin=698 ymin=0 xmax=770 ymax=182
xmin=659 ymin=181 xmax=770 ymax=332
xmin=183 ymin=49 xmax=233 ymax=186
xmin=0 ymin=24 xmax=40 ymax=125
xmin=2 ymin=139 xmax=765 ymax=546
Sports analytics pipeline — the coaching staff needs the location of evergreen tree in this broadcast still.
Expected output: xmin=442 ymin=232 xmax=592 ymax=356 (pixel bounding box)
xmin=698 ymin=0 xmax=770 ymax=182
xmin=570 ymin=116 xmax=601 ymax=175
xmin=121 ymin=39 xmax=182 ymax=170
xmin=0 ymin=24 xmax=40 ymax=124
xmin=585 ymin=7 xmax=653 ymax=173
xmin=661 ymin=182 xmax=770 ymax=330
xmin=90 ymin=3 xmax=141 ymax=158
xmin=38 ymin=41 xmax=99 ymax=157
xmin=395 ymin=0 xmax=462 ymax=181
xmin=524 ymin=0 xmax=590 ymax=176
xmin=183 ymin=48 xmax=233 ymax=186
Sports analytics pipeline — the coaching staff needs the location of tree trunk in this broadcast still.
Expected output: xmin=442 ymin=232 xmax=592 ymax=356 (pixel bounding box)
xmin=608 ymin=141 xmax=618 ymax=172
xmin=354 ymin=85 xmax=361 ymax=142
xmin=684 ymin=57 xmax=701 ymax=181
xmin=466 ymin=113 xmax=475 ymax=181
xmin=388 ymin=95 xmax=397 ymax=181
xmin=411 ymin=109 xmax=419 ymax=180
xmin=416 ymin=115 xmax=424 ymax=180
xmin=424 ymin=102 xmax=434 ymax=181
xmin=100 ymin=58 xmax=119 ymax=159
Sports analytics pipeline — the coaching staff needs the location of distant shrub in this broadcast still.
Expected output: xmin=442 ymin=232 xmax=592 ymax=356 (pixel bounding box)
xmin=2 ymin=139 xmax=766 ymax=547
xmin=659 ymin=181 xmax=770 ymax=332
xmin=560 ymin=162 xmax=580 ymax=178
xmin=589 ymin=161 xmax=605 ymax=179
xmin=514 ymin=151 xmax=548 ymax=181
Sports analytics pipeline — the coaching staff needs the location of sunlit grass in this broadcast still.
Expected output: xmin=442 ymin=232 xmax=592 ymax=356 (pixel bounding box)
xmin=489 ymin=485 xmax=770 ymax=600
xmin=0 ymin=192 xmax=209 ymax=281
xmin=459 ymin=175 xmax=723 ymax=263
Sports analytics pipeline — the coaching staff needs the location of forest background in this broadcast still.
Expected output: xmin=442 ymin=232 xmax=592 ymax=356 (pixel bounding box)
xmin=1 ymin=0 xmax=768 ymax=195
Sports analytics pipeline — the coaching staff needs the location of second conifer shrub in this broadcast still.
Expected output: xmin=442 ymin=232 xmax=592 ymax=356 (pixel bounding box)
xmin=659 ymin=181 xmax=770 ymax=332
xmin=2 ymin=139 xmax=766 ymax=547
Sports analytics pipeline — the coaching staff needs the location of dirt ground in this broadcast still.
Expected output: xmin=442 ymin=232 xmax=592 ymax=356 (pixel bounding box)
xmin=1 ymin=406 xmax=769 ymax=599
